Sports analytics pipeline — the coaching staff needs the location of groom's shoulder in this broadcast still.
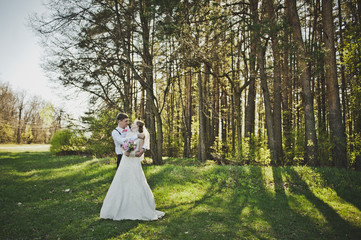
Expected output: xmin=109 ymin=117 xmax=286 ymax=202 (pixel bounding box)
xmin=112 ymin=127 xmax=120 ymax=134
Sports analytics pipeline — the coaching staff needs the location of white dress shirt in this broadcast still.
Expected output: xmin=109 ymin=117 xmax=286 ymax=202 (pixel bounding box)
xmin=112 ymin=126 xmax=138 ymax=155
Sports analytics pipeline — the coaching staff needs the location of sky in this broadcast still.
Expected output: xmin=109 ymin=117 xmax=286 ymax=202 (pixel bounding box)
xmin=0 ymin=0 xmax=88 ymax=119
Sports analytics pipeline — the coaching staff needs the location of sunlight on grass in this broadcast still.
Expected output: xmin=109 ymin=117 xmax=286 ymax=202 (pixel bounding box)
xmin=310 ymin=186 xmax=361 ymax=227
xmin=1 ymin=152 xmax=361 ymax=239
xmin=0 ymin=144 xmax=50 ymax=152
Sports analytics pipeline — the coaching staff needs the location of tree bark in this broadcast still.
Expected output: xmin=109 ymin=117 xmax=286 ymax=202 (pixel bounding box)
xmin=198 ymin=66 xmax=207 ymax=161
xmin=267 ymin=0 xmax=283 ymax=166
xmin=221 ymin=86 xmax=227 ymax=153
xmin=286 ymin=0 xmax=319 ymax=166
xmin=322 ymin=0 xmax=348 ymax=167
xmin=337 ymin=0 xmax=347 ymax=126
xmin=245 ymin=0 xmax=258 ymax=139
xmin=282 ymin=30 xmax=294 ymax=164
xmin=184 ymin=68 xmax=192 ymax=158
xmin=140 ymin=0 xmax=162 ymax=165
xmin=258 ymin=47 xmax=276 ymax=164
xmin=17 ymin=98 xmax=24 ymax=144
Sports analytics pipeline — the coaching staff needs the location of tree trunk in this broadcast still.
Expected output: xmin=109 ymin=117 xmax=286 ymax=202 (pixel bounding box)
xmin=17 ymin=102 xmax=23 ymax=144
xmin=282 ymin=31 xmax=294 ymax=164
xmin=258 ymin=47 xmax=276 ymax=164
xmin=267 ymin=0 xmax=283 ymax=166
xmin=184 ymin=68 xmax=192 ymax=158
xmin=337 ymin=0 xmax=347 ymax=126
xmin=245 ymin=0 xmax=258 ymax=139
xmin=322 ymin=0 xmax=348 ymax=167
xmin=286 ymin=0 xmax=319 ymax=166
xmin=139 ymin=88 xmax=145 ymax=120
xmin=358 ymin=0 xmax=361 ymax=23
xmin=235 ymin=39 xmax=243 ymax=161
xmin=212 ymin=69 xmax=220 ymax=145
xmin=221 ymin=87 xmax=227 ymax=153
xmin=140 ymin=0 xmax=162 ymax=165
xmin=198 ymin=67 xmax=207 ymax=161
xmin=124 ymin=21 xmax=132 ymax=114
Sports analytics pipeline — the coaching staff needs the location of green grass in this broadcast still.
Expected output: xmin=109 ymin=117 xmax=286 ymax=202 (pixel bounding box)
xmin=1 ymin=145 xmax=361 ymax=239
xmin=0 ymin=144 xmax=50 ymax=152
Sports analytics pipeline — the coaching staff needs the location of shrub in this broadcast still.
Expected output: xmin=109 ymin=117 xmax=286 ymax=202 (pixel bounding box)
xmin=0 ymin=122 xmax=14 ymax=143
xmin=50 ymin=129 xmax=87 ymax=155
xmin=82 ymin=109 xmax=117 ymax=157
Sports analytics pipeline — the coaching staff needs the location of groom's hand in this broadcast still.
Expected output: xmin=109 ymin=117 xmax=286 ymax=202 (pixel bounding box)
xmin=138 ymin=133 xmax=145 ymax=139
xmin=135 ymin=149 xmax=145 ymax=157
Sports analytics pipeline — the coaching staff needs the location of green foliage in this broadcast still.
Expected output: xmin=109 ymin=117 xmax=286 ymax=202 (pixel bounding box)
xmin=242 ymin=135 xmax=271 ymax=165
xmin=165 ymin=132 xmax=183 ymax=157
xmin=342 ymin=26 xmax=361 ymax=109
xmin=317 ymin=130 xmax=332 ymax=166
xmin=0 ymin=123 xmax=14 ymax=143
xmin=39 ymin=103 xmax=55 ymax=127
xmin=21 ymin=125 xmax=34 ymax=144
xmin=209 ymin=135 xmax=271 ymax=166
xmin=342 ymin=25 xmax=361 ymax=116
xmin=293 ymin=127 xmax=306 ymax=165
xmin=49 ymin=129 xmax=87 ymax=155
xmin=342 ymin=24 xmax=361 ymax=166
xmin=82 ymin=109 xmax=119 ymax=157
xmin=348 ymin=133 xmax=361 ymax=167
xmin=0 ymin=81 xmax=62 ymax=144
xmin=210 ymin=136 xmax=226 ymax=157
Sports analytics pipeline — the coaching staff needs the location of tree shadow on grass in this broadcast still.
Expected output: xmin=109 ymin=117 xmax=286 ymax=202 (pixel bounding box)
xmin=4 ymin=152 xmax=361 ymax=239
xmin=312 ymin=167 xmax=361 ymax=212
xmin=0 ymin=151 xmax=94 ymax=173
xmin=0 ymin=152 xmax=140 ymax=240
xmin=263 ymin=167 xmax=326 ymax=239
xmin=151 ymin=166 xmax=275 ymax=239
xmin=156 ymin=165 xmax=361 ymax=240
xmin=286 ymin=167 xmax=361 ymax=239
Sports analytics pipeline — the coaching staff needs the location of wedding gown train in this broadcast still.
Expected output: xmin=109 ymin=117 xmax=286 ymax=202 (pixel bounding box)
xmin=100 ymin=139 xmax=164 ymax=221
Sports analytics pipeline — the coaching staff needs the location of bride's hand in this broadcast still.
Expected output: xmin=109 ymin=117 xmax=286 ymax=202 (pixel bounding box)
xmin=125 ymin=151 xmax=130 ymax=157
xmin=135 ymin=149 xmax=144 ymax=157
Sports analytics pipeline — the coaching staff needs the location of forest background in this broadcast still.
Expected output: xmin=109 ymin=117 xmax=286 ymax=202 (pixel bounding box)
xmin=1 ymin=0 xmax=360 ymax=168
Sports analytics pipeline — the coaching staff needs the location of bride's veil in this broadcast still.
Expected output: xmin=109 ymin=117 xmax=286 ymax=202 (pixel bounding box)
xmin=143 ymin=125 xmax=150 ymax=150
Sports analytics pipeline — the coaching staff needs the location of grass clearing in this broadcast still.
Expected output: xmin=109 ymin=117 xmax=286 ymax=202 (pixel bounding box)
xmin=0 ymin=145 xmax=361 ymax=239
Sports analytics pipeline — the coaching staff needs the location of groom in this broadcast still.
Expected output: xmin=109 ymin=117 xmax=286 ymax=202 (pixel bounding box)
xmin=112 ymin=113 xmax=145 ymax=169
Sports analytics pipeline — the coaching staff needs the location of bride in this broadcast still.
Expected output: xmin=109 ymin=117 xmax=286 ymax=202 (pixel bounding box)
xmin=100 ymin=119 xmax=165 ymax=221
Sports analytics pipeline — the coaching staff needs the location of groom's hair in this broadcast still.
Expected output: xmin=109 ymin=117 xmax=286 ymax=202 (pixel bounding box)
xmin=116 ymin=113 xmax=129 ymax=122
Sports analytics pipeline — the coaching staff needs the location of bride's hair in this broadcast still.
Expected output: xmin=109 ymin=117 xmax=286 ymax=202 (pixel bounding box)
xmin=135 ymin=120 xmax=144 ymax=133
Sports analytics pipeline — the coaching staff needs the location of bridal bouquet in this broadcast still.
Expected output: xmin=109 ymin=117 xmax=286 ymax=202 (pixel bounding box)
xmin=122 ymin=140 xmax=137 ymax=152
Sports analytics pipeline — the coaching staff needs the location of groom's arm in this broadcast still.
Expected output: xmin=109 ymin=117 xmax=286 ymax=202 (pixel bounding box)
xmin=124 ymin=133 xmax=143 ymax=143
xmin=112 ymin=131 xmax=139 ymax=146
xmin=112 ymin=130 xmax=124 ymax=146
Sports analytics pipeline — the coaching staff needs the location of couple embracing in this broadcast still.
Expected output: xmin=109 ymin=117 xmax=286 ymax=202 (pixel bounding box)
xmin=100 ymin=113 xmax=165 ymax=221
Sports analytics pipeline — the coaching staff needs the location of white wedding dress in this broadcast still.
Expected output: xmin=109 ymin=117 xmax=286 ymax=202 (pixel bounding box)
xmin=100 ymin=139 xmax=164 ymax=221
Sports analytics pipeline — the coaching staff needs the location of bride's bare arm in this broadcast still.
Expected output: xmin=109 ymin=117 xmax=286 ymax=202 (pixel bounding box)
xmin=135 ymin=139 xmax=145 ymax=157
xmin=139 ymin=139 xmax=144 ymax=149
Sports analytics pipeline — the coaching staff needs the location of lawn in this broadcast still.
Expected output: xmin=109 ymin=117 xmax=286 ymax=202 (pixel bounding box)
xmin=1 ymin=145 xmax=361 ymax=239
